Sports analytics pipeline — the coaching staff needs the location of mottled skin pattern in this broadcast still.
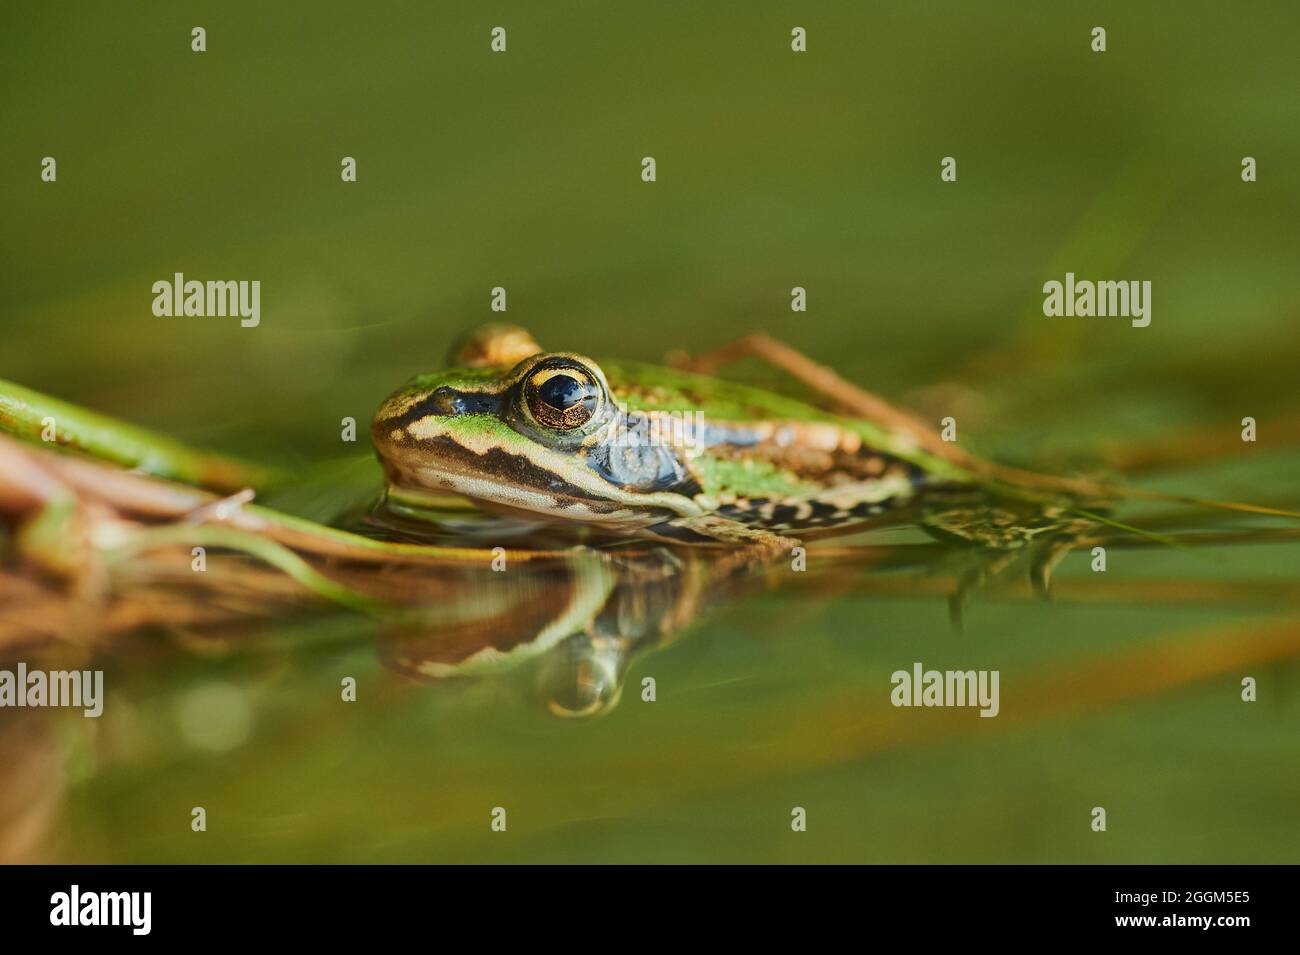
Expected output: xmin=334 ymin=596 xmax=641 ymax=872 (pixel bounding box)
xmin=371 ymin=326 xmax=980 ymax=550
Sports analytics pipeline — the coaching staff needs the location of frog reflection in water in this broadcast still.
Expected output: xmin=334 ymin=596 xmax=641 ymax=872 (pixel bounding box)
xmin=377 ymin=545 xmax=765 ymax=718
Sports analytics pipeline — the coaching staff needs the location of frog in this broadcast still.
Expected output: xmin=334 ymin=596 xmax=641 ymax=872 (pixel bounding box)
xmin=370 ymin=324 xmax=1054 ymax=554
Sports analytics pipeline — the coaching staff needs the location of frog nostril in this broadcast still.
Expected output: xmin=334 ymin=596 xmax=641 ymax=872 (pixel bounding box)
xmin=428 ymin=386 xmax=503 ymax=417
xmin=431 ymin=387 xmax=460 ymax=414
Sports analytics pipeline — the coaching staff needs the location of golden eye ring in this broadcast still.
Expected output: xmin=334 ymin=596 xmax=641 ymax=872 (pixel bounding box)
xmin=522 ymin=362 xmax=603 ymax=431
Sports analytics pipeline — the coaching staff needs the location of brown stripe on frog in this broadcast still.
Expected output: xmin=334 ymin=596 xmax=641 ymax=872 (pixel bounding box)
xmin=383 ymin=385 xmax=508 ymax=432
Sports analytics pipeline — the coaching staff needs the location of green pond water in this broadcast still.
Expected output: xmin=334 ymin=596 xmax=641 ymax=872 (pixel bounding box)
xmin=2 ymin=1 xmax=1298 ymax=863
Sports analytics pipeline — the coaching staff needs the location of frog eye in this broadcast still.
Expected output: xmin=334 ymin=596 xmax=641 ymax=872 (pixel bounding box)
xmin=522 ymin=362 xmax=603 ymax=430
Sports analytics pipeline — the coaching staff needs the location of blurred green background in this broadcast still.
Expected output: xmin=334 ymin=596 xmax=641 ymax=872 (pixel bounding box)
xmin=2 ymin=1 xmax=1299 ymax=862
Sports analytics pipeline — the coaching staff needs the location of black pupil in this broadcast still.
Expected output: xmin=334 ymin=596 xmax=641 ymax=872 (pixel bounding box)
xmin=538 ymin=374 xmax=590 ymax=411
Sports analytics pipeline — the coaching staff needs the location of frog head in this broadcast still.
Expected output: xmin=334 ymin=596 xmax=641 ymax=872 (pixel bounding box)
xmin=371 ymin=336 xmax=705 ymax=527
